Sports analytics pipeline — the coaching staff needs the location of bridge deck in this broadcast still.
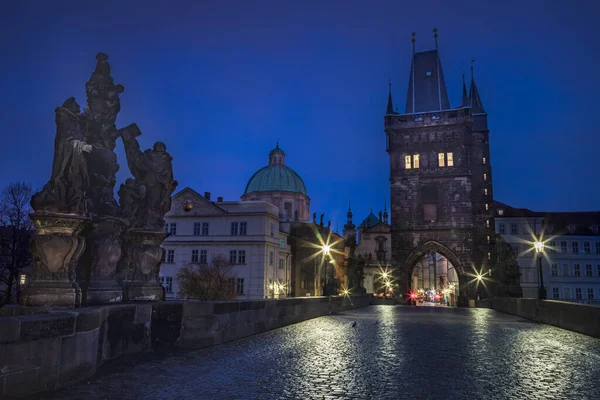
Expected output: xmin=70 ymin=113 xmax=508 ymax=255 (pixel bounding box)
xmin=33 ymin=306 xmax=600 ymax=399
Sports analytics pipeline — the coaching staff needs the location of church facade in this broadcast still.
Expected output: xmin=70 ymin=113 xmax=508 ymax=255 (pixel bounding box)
xmin=385 ymin=39 xmax=496 ymax=304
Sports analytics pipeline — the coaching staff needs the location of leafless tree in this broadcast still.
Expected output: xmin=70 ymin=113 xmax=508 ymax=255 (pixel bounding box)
xmin=176 ymin=254 xmax=237 ymax=301
xmin=0 ymin=182 xmax=33 ymax=305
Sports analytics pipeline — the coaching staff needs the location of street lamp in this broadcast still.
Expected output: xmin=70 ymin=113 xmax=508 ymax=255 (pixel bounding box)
xmin=321 ymin=244 xmax=331 ymax=296
xmin=534 ymin=241 xmax=546 ymax=300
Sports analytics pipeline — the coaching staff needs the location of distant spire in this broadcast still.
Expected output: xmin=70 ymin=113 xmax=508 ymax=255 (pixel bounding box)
xmin=383 ymin=197 xmax=389 ymax=224
xmin=469 ymin=61 xmax=486 ymax=114
xmin=433 ymin=28 xmax=438 ymax=50
xmin=386 ymin=79 xmax=395 ymax=115
xmin=460 ymin=73 xmax=469 ymax=108
xmin=411 ymin=32 xmax=416 ymax=54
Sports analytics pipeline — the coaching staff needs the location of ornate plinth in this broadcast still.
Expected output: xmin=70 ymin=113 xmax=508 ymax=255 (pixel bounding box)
xmin=120 ymin=229 xmax=167 ymax=301
xmin=83 ymin=217 xmax=127 ymax=304
xmin=20 ymin=213 xmax=89 ymax=307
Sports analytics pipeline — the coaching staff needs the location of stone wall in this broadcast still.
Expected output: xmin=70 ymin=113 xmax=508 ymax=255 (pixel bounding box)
xmin=477 ymin=297 xmax=600 ymax=338
xmin=0 ymin=295 xmax=370 ymax=398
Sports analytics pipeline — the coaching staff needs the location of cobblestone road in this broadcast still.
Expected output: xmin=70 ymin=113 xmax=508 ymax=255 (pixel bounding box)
xmin=36 ymin=306 xmax=600 ymax=400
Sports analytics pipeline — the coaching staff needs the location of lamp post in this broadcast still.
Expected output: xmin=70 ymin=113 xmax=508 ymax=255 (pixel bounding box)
xmin=322 ymin=244 xmax=331 ymax=296
xmin=534 ymin=241 xmax=546 ymax=299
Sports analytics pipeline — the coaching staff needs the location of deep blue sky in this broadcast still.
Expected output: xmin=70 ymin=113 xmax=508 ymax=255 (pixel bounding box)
xmin=1 ymin=0 xmax=599 ymax=230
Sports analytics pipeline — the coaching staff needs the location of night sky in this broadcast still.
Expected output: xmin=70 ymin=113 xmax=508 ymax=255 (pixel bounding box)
xmin=2 ymin=0 xmax=599 ymax=231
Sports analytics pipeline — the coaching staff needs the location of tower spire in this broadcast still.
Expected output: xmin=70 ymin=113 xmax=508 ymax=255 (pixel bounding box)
xmin=386 ymin=79 xmax=395 ymax=115
xmin=433 ymin=28 xmax=438 ymax=50
xmin=460 ymin=73 xmax=469 ymax=108
xmin=469 ymin=60 xmax=486 ymax=114
xmin=383 ymin=197 xmax=389 ymax=224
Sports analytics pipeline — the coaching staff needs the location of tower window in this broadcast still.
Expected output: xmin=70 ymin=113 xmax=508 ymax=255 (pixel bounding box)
xmin=485 ymin=203 xmax=489 ymax=211
xmin=487 ymin=236 xmax=490 ymax=243
xmin=438 ymin=153 xmax=445 ymax=167
xmin=413 ymin=154 xmax=420 ymax=169
xmin=483 ymin=157 xmax=486 ymax=164
xmin=484 ymin=188 xmax=488 ymax=195
xmin=486 ymin=219 xmax=490 ymax=228
xmin=446 ymin=153 xmax=454 ymax=167
xmin=405 ymin=155 xmax=411 ymax=169
xmin=426 ymin=71 xmax=432 ymax=76
xmin=483 ymin=173 xmax=487 ymax=181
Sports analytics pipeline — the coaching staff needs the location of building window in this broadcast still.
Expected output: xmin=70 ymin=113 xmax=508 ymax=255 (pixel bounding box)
xmin=230 ymin=250 xmax=237 ymax=265
xmin=487 ymin=252 xmax=491 ymax=261
xmin=438 ymin=153 xmax=445 ymax=167
xmin=487 ymin=235 xmax=490 ymax=243
xmin=486 ymin=219 xmax=490 ymax=228
xmin=191 ymin=250 xmax=199 ymax=263
xmin=414 ymin=154 xmax=421 ymax=168
xmin=561 ymin=241 xmax=567 ymax=253
xmin=588 ymin=288 xmax=595 ymax=300
xmin=446 ymin=152 xmax=454 ymax=167
xmin=552 ymin=288 xmax=559 ymax=299
xmin=19 ymin=274 xmax=26 ymax=285
xmin=405 ymin=155 xmax=412 ymax=169
xmin=269 ymin=251 xmax=274 ymax=265
xmin=238 ymin=250 xmax=246 ymax=265
xmin=511 ymin=244 xmax=519 ymax=257
xmin=482 ymin=157 xmax=486 ymax=164
xmin=484 ymin=188 xmax=488 ymax=196
xmin=231 ymin=222 xmax=239 ymax=235
xmin=572 ymin=241 xmax=579 ymax=254
xmin=167 ymin=249 xmax=175 ymax=263
xmin=483 ymin=173 xmax=487 ymax=181
xmin=202 ymin=222 xmax=209 ymax=235
xmin=549 ymin=241 xmax=556 ymax=253
xmin=584 ymin=242 xmax=590 ymax=254
xmin=586 ymin=264 xmax=592 ymax=276
xmin=193 ymin=222 xmax=201 ymax=235
xmin=575 ymin=288 xmax=582 ymax=300
xmin=551 ymin=263 xmax=558 ymax=276
xmin=161 ymin=249 xmax=166 ymax=263
xmin=563 ymin=264 xmax=570 ymax=276
xmin=169 ymin=223 xmax=177 ymax=235
xmin=300 ymin=280 xmax=305 ymax=289
xmin=279 ymin=238 xmax=286 ymax=248
xmin=485 ymin=203 xmax=489 ymax=211
xmin=279 ymin=258 xmax=285 ymax=270
xmin=510 ymin=224 xmax=518 ymax=235
xmin=598 ymin=265 xmax=600 ymax=276
xmin=498 ymin=209 xmax=504 ymax=216
xmin=499 ymin=224 xmax=505 ymax=234
xmin=564 ymin=287 xmax=571 ymax=299
xmin=164 ymin=223 xmax=168 ymax=233
xmin=159 ymin=277 xmax=173 ymax=293
xmin=236 ymin=278 xmax=244 ymax=295
xmin=200 ymin=250 xmax=207 ymax=264
xmin=240 ymin=222 xmax=247 ymax=235
xmin=574 ymin=264 xmax=581 ymax=276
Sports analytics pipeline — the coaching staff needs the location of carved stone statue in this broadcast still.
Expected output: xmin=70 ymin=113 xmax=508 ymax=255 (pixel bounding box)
xmin=319 ymin=213 xmax=324 ymax=227
xmin=81 ymin=53 xmax=123 ymax=217
xmin=118 ymin=178 xmax=146 ymax=223
xmin=31 ymin=97 xmax=92 ymax=215
xmin=120 ymin=124 xmax=178 ymax=231
xmin=313 ymin=212 xmax=316 ymax=224
xmin=327 ymin=220 xmax=331 ymax=229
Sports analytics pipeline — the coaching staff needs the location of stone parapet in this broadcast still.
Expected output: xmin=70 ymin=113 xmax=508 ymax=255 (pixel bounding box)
xmin=0 ymin=294 xmax=370 ymax=399
xmin=477 ymin=297 xmax=600 ymax=338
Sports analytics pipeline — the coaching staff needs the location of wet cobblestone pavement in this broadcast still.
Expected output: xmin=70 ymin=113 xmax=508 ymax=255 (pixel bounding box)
xmin=35 ymin=306 xmax=600 ymax=400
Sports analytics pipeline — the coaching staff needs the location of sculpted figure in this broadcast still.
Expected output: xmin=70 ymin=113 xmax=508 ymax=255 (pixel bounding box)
xmin=31 ymin=97 xmax=92 ymax=214
xmin=313 ymin=212 xmax=316 ymax=224
xmin=118 ymin=178 xmax=146 ymax=222
xmin=81 ymin=53 xmax=124 ymax=217
xmin=319 ymin=213 xmax=324 ymax=227
xmin=120 ymin=123 xmax=178 ymax=230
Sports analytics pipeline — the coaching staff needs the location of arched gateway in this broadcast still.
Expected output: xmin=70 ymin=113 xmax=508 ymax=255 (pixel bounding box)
xmin=384 ymin=38 xmax=496 ymax=305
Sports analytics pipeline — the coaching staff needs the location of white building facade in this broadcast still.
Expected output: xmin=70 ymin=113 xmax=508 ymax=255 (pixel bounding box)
xmin=159 ymin=188 xmax=291 ymax=300
xmin=495 ymin=202 xmax=600 ymax=304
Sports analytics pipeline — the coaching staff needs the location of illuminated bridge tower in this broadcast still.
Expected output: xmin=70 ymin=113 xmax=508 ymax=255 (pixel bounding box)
xmin=384 ymin=31 xmax=496 ymax=305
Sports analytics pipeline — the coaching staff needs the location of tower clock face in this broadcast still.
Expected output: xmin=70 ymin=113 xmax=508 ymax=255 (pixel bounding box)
xmin=183 ymin=199 xmax=193 ymax=212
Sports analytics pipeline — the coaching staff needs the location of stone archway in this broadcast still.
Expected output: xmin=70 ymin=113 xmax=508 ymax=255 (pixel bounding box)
xmin=399 ymin=241 xmax=474 ymax=307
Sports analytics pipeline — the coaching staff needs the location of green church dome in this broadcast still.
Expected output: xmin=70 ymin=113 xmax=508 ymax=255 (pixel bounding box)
xmin=244 ymin=144 xmax=307 ymax=195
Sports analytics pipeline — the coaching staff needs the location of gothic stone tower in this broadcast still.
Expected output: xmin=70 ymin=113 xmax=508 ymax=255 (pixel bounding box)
xmin=385 ymin=36 xmax=495 ymax=304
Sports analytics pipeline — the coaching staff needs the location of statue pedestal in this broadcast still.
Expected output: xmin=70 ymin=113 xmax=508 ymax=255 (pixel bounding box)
xmin=83 ymin=217 xmax=127 ymax=305
xmin=20 ymin=213 xmax=89 ymax=308
xmin=120 ymin=229 xmax=166 ymax=301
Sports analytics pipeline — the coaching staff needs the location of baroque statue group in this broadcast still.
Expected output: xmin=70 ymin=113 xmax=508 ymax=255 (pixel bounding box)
xmin=21 ymin=53 xmax=178 ymax=307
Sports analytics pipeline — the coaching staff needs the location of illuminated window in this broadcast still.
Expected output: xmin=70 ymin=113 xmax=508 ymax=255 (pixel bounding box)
xmin=487 ymin=236 xmax=490 ymax=243
xmin=498 ymin=209 xmax=504 ymax=215
xmin=487 ymin=252 xmax=491 ymax=260
xmin=19 ymin=274 xmax=26 ymax=285
xmin=405 ymin=155 xmax=412 ymax=169
xmin=483 ymin=157 xmax=486 ymax=164
xmin=446 ymin=152 xmax=454 ymax=167
xmin=485 ymin=204 xmax=489 ymax=211
xmin=484 ymin=188 xmax=488 ymax=195
xmin=486 ymin=219 xmax=490 ymax=228
xmin=438 ymin=153 xmax=445 ymax=167
xmin=483 ymin=173 xmax=487 ymax=181
xmin=413 ymin=154 xmax=420 ymax=168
